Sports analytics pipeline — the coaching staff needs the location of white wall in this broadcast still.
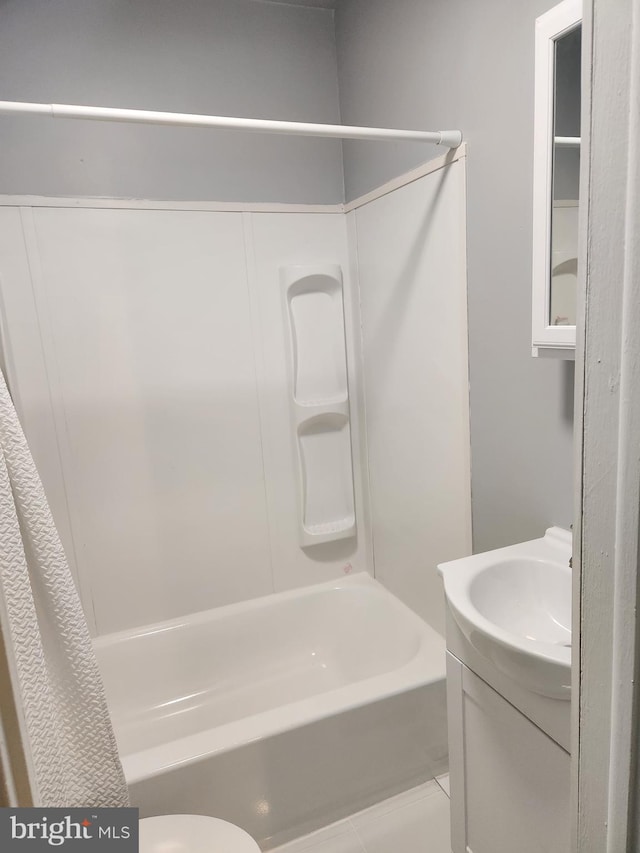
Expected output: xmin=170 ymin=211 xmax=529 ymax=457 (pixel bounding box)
xmin=0 ymin=0 xmax=343 ymax=203
xmin=349 ymin=158 xmax=472 ymax=634
xmin=0 ymin=203 xmax=370 ymax=636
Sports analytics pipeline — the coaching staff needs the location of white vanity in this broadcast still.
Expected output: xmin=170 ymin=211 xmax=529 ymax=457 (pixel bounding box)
xmin=438 ymin=527 xmax=572 ymax=853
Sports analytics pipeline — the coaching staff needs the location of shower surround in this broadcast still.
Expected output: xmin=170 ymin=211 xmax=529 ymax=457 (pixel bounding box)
xmin=0 ymin=153 xmax=470 ymax=835
xmin=0 ymin=151 xmax=469 ymax=638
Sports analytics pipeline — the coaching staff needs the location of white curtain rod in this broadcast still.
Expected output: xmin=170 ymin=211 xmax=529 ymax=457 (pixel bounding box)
xmin=0 ymin=100 xmax=463 ymax=148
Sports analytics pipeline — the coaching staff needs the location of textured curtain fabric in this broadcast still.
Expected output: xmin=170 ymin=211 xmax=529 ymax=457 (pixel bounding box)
xmin=0 ymin=370 xmax=128 ymax=807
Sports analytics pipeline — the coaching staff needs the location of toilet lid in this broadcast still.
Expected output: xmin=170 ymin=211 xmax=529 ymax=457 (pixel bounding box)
xmin=139 ymin=814 xmax=261 ymax=853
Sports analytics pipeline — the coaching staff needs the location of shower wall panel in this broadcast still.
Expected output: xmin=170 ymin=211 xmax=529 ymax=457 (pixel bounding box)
xmin=0 ymin=205 xmax=369 ymax=635
xmin=350 ymin=158 xmax=472 ymax=637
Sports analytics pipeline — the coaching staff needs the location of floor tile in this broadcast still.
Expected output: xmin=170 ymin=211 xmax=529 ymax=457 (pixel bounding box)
xmin=350 ymin=784 xmax=450 ymax=853
xmin=435 ymin=773 xmax=450 ymax=798
xmin=272 ymin=820 xmax=365 ymax=853
xmin=346 ymin=781 xmax=442 ymax=822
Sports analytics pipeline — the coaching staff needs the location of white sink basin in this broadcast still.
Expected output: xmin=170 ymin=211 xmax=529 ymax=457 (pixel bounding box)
xmin=438 ymin=527 xmax=572 ymax=700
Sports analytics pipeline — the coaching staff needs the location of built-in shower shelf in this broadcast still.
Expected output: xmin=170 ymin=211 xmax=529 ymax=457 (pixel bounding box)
xmin=292 ymin=398 xmax=349 ymax=425
xmin=304 ymin=518 xmax=356 ymax=538
xmin=282 ymin=264 xmax=356 ymax=548
xmin=297 ymin=395 xmax=348 ymax=409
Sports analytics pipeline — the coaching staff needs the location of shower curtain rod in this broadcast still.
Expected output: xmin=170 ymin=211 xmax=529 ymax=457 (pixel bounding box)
xmin=0 ymin=100 xmax=463 ymax=148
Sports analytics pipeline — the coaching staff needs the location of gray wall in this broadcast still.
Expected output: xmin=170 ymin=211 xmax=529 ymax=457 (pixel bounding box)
xmin=336 ymin=0 xmax=575 ymax=552
xmin=0 ymin=0 xmax=344 ymax=203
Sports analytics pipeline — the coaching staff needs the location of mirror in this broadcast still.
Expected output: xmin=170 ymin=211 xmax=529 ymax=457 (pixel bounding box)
xmin=550 ymin=25 xmax=581 ymax=327
xmin=532 ymin=0 xmax=581 ymax=358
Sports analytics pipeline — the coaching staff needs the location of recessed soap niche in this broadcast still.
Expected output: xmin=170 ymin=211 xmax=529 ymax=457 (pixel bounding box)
xmin=282 ymin=265 xmax=356 ymax=547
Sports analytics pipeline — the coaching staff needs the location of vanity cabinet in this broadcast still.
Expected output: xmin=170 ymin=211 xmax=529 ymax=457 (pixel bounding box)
xmin=446 ymin=653 xmax=570 ymax=853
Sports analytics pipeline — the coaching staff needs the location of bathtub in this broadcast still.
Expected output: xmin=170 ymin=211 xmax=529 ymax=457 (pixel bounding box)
xmin=94 ymin=573 xmax=447 ymax=849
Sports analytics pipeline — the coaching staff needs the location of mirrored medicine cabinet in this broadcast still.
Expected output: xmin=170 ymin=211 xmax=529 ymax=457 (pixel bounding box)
xmin=532 ymin=0 xmax=582 ymax=358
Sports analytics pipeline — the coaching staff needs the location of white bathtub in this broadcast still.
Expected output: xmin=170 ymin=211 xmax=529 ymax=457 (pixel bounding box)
xmin=94 ymin=573 xmax=447 ymax=848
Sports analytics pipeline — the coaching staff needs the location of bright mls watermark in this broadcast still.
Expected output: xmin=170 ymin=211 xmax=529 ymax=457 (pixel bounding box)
xmin=0 ymin=808 xmax=138 ymax=851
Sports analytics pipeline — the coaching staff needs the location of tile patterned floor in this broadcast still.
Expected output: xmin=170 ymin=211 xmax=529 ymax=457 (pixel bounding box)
xmin=271 ymin=777 xmax=451 ymax=853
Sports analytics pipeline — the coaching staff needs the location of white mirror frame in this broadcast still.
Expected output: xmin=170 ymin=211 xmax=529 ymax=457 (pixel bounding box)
xmin=532 ymin=0 xmax=581 ymax=358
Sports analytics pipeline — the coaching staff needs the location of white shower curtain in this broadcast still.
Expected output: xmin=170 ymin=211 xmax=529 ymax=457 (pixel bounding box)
xmin=0 ymin=369 xmax=128 ymax=807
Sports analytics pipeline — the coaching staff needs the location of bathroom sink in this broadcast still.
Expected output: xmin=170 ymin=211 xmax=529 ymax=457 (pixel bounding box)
xmin=438 ymin=527 xmax=572 ymax=700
